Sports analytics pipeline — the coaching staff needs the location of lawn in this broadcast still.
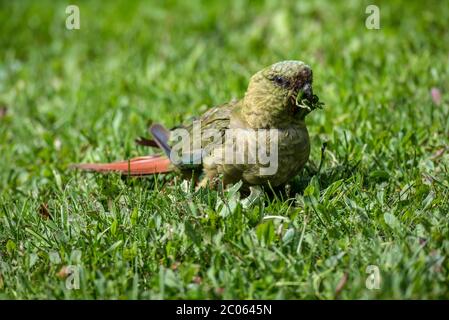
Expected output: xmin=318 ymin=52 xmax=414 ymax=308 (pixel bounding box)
xmin=0 ymin=0 xmax=448 ymax=299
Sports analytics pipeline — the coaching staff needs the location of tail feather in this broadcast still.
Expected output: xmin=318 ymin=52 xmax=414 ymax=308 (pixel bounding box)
xmin=150 ymin=124 xmax=171 ymax=157
xmin=73 ymin=155 xmax=172 ymax=175
xmin=135 ymin=136 xmax=160 ymax=148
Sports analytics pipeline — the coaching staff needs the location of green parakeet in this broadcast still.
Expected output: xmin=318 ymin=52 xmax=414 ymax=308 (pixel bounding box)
xmin=75 ymin=60 xmax=322 ymax=189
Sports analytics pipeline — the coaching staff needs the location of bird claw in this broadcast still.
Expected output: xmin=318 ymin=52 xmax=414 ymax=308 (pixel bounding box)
xmin=240 ymin=186 xmax=263 ymax=209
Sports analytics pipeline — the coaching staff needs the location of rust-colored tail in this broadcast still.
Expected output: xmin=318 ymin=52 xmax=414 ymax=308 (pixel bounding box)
xmin=73 ymin=155 xmax=172 ymax=176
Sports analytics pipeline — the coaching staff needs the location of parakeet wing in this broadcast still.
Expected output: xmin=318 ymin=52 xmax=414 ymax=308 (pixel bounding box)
xmin=167 ymin=100 xmax=238 ymax=171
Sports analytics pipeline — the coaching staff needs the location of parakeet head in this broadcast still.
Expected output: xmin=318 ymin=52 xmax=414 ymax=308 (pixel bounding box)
xmin=243 ymin=60 xmax=319 ymax=127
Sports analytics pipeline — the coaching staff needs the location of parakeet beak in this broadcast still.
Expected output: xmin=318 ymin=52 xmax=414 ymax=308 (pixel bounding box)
xmin=301 ymin=83 xmax=313 ymax=103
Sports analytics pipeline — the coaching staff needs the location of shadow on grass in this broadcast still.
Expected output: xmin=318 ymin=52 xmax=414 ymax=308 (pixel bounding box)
xmin=266 ymin=160 xmax=363 ymax=200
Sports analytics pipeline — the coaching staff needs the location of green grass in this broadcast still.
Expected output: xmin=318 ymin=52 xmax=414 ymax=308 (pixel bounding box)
xmin=1 ymin=0 xmax=449 ymax=299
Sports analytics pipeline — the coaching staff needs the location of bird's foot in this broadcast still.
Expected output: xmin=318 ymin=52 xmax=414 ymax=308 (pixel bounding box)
xmin=240 ymin=186 xmax=263 ymax=209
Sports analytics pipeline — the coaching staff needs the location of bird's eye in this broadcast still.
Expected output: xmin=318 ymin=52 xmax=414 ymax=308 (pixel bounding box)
xmin=273 ymin=76 xmax=284 ymax=85
xmin=273 ymin=76 xmax=290 ymax=88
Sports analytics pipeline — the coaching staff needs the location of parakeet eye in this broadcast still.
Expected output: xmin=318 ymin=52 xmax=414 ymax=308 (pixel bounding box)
xmin=273 ymin=76 xmax=290 ymax=88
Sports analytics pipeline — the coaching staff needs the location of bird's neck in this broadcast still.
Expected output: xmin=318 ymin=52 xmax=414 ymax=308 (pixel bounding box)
xmin=240 ymin=95 xmax=303 ymax=129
